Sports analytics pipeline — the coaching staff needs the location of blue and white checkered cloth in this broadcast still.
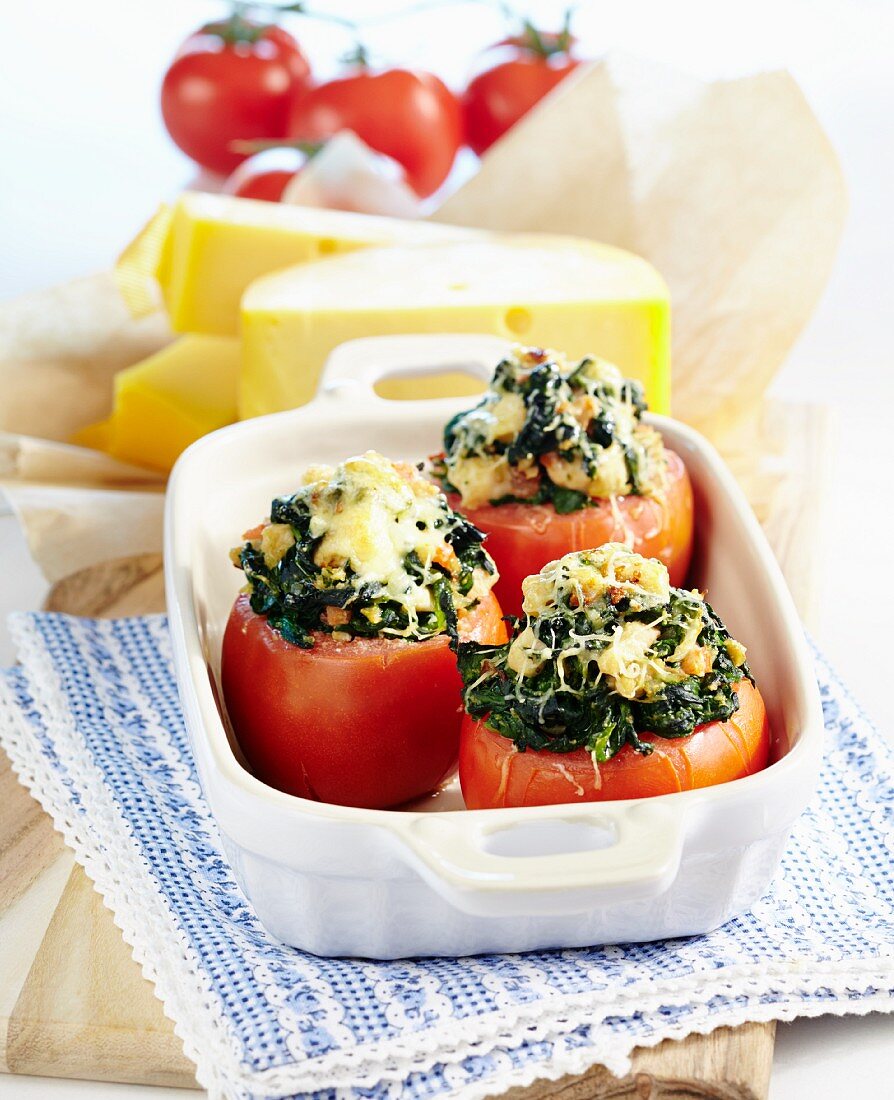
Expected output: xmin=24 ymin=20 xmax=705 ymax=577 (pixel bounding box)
xmin=1 ymin=611 xmax=893 ymax=1100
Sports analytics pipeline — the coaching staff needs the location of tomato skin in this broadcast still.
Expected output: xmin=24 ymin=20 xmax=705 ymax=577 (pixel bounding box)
xmin=463 ymin=55 xmax=579 ymax=155
xmin=223 ymin=148 xmax=308 ymax=201
xmin=161 ymin=23 xmax=312 ymax=175
xmin=224 ymin=167 xmax=295 ymax=201
xmin=460 ymin=679 xmax=769 ymax=809
xmin=222 ymin=589 xmax=507 ymax=809
xmin=288 ymin=68 xmax=462 ymax=198
xmin=447 ymin=449 xmax=694 ymax=619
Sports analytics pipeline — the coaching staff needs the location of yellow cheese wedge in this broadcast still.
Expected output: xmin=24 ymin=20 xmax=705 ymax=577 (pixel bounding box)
xmin=122 ymin=192 xmax=476 ymax=336
xmin=72 ymin=418 xmax=114 ymax=451
xmin=240 ymin=236 xmax=671 ymax=418
xmin=101 ymin=336 xmax=241 ymax=473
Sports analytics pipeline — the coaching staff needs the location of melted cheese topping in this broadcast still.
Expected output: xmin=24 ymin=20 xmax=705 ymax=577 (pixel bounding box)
xmin=455 ymin=391 xmax=527 ymax=450
xmin=521 ymin=543 xmax=670 ymax=618
xmin=507 ymin=544 xmax=735 ymax=702
xmin=237 ymin=451 xmax=501 ymax=645
xmin=444 ymin=346 xmax=667 ymax=508
xmin=596 ymin=621 xmax=662 ymax=699
xmin=259 ymin=523 xmax=295 ymax=568
xmin=299 ymin=452 xmax=458 ymax=613
xmin=446 ymin=453 xmax=516 ymax=507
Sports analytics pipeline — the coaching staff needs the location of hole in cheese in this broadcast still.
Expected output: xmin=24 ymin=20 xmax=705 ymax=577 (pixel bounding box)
xmin=504 ymin=306 xmax=533 ymax=335
xmin=239 ymin=237 xmax=671 ymax=417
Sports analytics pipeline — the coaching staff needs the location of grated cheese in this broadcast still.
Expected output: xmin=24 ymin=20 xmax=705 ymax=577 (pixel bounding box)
xmin=508 ymin=545 xmax=712 ymax=701
xmin=237 ymin=451 xmax=498 ymax=643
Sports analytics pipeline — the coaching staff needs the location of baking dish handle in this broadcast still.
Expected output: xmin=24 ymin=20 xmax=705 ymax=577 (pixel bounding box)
xmin=318 ymin=334 xmax=512 ymax=400
xmin=402 ymin=801 xmax=684 ymax=917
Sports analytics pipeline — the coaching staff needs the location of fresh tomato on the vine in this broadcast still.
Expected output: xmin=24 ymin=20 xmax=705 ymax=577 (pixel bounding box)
xmin=288 ymin=66 xmax=462 ymax=198
xmin=161 ymin=15 xmax=312 ymax=176
xmin=462 ymin=18 xmax=581 ymax=156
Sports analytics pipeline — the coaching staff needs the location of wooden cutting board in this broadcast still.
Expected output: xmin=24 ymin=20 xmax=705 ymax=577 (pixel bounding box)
xmin=3 ymin=398 xmax=831 ymax=1097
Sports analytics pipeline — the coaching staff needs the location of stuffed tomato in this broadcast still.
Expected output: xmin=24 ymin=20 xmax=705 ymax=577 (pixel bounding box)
xmin=434 ymin=346 xmax=693 ymax=617
xmin=222 ymin=451 xmax=507 ymax=809
xmin=456 ymin=544 xmax=769 ymax=808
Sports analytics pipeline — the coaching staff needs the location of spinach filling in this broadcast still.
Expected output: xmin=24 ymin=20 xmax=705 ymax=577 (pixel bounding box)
xmin=456 ymin=566 xmax=751 ymax=761
xmin=438 ymin=347 xmax=661 ymax=512
xmin=236 ymin=462 xmax=496 ymax=649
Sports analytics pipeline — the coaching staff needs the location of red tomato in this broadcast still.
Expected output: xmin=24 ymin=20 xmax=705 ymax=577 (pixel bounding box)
xmin=222 ymin=148 xmax=308 ymax=201
xmin=222 ymin=590 xmax=508 ymax=810
xmin=460 ymin=679 xmax=770 ymax=809
xmin=447 ymin=450 xmax=694 ymax=619
xmin=462 ymin=26 xmax=580 ymax=155
xmin=161 ymin=18 xmax=312 ymax=175
xmin=225 ymin=167 xmax=294 ymax=202
xmin=288 ymin=68 xmax=462 ymax=198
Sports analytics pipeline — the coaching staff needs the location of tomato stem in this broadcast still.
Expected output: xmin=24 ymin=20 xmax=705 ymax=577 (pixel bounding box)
xmin=231 ymin=0 xmax=504 ymax=32
xmin=213 ymin=0 xmax=536 ymax=66
xmin=340 ymin=41 xmax=371 ymax=69
xmin=221 ymin=0 xmax=501 ymax=69
xmin=509 ymin=8 xmax=576 ymax=59
xmin=202 ymin=7 xmax=271 ymax=44
xmin=228 ymin=138 xmax=326 ymax=156
xmin=271 ymin=2 xmax=358 ymax=29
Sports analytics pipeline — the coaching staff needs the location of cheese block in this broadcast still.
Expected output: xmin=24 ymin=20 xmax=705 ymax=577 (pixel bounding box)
xmin=71 ymin=418 xmax=114 ymax=451
xmin=240 ymin=236 xmax=671 ymax=418
xmin=78 ymin=336 xmax=241 ymax=473
xmin=132 ymin=192 xmax=475 ymax=336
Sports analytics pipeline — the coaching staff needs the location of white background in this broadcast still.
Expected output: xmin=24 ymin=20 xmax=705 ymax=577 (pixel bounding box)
xmin=2 ymin=1 xmax=893 ymax=1096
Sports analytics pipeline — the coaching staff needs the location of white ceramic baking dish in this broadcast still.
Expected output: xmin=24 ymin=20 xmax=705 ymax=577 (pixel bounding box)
xmin=165 ymin=333 xmax=824 ymax=959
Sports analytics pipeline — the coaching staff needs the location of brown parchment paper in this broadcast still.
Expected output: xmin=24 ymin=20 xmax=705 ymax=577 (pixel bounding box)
xmin=0 ymin=274 xmax=169 ymax=591
xmin=0 ymin=433 xmax=162 ymax=489
xmin=0 ymin=272 xmax=171 ymax=442
xmin=0 ymin=56 xmax=844 ymax=624
xmin=4 ymin=485 xmax=164 ymax=585
xmin=434 ymin=55 xmax=848 ymax=441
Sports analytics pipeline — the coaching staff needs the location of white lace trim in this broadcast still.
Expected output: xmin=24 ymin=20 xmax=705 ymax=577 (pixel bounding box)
xmin=1 ymin=613 xmax=892 ymax=1100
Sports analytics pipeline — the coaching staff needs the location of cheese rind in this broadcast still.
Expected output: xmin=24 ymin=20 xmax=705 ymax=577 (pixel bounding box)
xmin=139 ymin=192 xmax=475 ymax=336
xmin=101 ymin=336 xmax=241 ymax=473
xmin=240 ymin=237 xmax=671 ymax=418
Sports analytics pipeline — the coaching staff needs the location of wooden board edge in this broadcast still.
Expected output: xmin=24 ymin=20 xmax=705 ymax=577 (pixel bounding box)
xmin=493 ymin=1022 xmax=776 ymax=1099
